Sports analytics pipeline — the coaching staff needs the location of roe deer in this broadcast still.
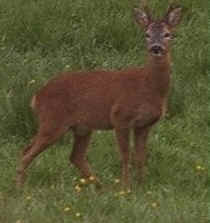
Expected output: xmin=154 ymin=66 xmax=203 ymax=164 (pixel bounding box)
xmin=16 ymin=5 xmax=182 ymax=187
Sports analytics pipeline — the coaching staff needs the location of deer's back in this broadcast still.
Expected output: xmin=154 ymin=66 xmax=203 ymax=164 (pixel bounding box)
xmin=33 ymin=68 xmax=162 ymax=129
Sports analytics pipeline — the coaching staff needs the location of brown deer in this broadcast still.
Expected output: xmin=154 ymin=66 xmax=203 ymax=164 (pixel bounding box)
xmin=16 ymin=5 xmax=182 ymax=187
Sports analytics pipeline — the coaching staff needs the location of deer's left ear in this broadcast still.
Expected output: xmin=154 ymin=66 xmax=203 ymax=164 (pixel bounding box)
xmin=133 ymin=8 xmax=151 ymax=29
xmin=165 ymin=6 xmax=182 ymax=27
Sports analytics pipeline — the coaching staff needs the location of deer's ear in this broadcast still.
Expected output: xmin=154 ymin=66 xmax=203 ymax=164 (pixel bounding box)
xmin=165 ymin=6 xmax=182 ymax=27
xmin=133 ymin=8 xmax=151 ymax=28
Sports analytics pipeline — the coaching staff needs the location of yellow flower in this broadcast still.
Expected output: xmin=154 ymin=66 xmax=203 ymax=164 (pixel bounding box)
xmin=26 ymin=196 xmax=31 ymax=200
xmin=151 ymin=202 xmax=158 ymax=208
xmin=79 ymin=178 xmax=87 ymax=184
xmin=114 ymin=179 xmax=120 ymax=184
xmin=64 ymin=207 xmax=71 ymax=212
xmin=75 ymin=185 xmax=82 ymax=192
xmin=89 ymin=176 xmax=95 ymax=181
xmin=29 ymin=80 xmax=35 ymax=85
xmin=114 ymin=189 xmax=131 ymax=197
xmin=196 ymin=165 xmax=205 ymax=171
xmin=75 ymin=212 xmax=81 ymax=217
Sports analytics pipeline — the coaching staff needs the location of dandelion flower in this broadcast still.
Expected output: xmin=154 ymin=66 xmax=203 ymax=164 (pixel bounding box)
xmin=75 ymin=212 xmax=81 ymax=217
xmin=115 ymin=189 xmax=131 ymax=197
xmin=196 ymin=165 xmax=201 ymax=170
xmin=114 ymin=179 xmax=120 ymax=184
xmin=89 ymin=176 xmax=95 ymax=182
xmin=64 ymin=207 xmax=71 ymax=212
xmin=151 ymin=202 xmax=158 ymax=208
xmin=79 ymin=178 xmax=87 ymax=184
xmin=75 ymin=185 xmax=82 ymax=192
xmin=196 ymin=165 xmax=205 ymax=171
xmin=29 ymin=80 xmax=35 ymax=85
xmin=26 ymin=196 xmax=31 ymax=200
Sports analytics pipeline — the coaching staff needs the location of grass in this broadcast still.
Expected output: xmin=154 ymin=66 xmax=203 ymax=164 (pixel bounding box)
xmin=0 ymin=0 xmax=209 ymax=222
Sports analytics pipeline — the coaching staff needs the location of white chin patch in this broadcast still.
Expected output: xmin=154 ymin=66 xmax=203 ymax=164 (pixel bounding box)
xmin=152 ymin=52 xmax=163 ymax=57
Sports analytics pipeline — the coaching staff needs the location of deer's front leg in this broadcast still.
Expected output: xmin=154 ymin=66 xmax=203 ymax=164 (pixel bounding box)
xmin=114 ymin=128 xmax=130 ymax=187
xmin=133 ymin=127 xmax=150 ymax=183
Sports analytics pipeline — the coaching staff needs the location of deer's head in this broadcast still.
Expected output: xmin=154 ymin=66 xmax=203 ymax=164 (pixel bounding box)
xmin=134 ymin=6 xmax=182 ymax=57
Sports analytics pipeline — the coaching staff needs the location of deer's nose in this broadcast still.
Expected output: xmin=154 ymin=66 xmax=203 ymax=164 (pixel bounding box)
xmin=150 ymin=45 xmax=163 ymax=54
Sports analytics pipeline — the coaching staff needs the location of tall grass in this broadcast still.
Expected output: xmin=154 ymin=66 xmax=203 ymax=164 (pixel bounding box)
xmin=0 ymin=0 xmax=208 ymax=138
xmin=0 ymin=0 xmax=209 ymax=222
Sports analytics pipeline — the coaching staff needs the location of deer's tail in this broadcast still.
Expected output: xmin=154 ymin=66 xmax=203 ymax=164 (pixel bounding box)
xmin=31 ymin=95 xmax=37 ymax=110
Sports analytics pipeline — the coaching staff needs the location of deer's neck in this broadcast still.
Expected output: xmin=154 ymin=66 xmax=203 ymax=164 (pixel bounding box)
xmin=146 ymin=54 xmax=171 ymax=98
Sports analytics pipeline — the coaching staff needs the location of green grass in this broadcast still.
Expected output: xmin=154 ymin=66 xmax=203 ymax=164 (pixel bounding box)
xmin=0 ymin=0 xmax=209 ymax=222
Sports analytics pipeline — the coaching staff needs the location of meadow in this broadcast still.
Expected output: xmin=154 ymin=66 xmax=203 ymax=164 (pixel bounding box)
xmin=0 ymin=0 xmax=209 ymax=222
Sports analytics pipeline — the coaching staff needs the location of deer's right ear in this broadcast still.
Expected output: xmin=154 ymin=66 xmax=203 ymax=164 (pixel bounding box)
xmin=133 ymin=8 xmax=150 ymax=28
xmin=165 ymin=6 xmax=182 ymax=27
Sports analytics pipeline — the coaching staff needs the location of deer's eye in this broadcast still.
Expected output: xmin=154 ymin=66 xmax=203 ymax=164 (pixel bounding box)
xmin=164 ymin=33 xmax=170 ymax=38
xmin=145 ymin=33 xmax=151 ymax=39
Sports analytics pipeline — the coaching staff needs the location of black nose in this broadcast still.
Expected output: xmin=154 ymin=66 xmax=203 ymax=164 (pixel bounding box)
xmin=151 ymin=45 xmax=163 ymax=54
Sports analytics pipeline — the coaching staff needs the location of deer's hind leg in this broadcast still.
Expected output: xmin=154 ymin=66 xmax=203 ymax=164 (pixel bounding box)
xmin=70 ymin=129 xmax=101 ymax=185
xmin=70 ymin=130 xmax=93 ymax=178
xmin=16 ymin=121 xmax=69 ymax=187
xmin=69 ymin=129 xmax=101 ymax=188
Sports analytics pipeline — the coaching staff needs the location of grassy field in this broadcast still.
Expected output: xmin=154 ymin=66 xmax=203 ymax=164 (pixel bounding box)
xmin=0 ymin=0 xmax=209 ymax=222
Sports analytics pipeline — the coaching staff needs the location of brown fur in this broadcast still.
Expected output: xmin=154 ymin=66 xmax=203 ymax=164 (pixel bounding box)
xmin=16 ymin=5 xmax=182 ymax=187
